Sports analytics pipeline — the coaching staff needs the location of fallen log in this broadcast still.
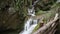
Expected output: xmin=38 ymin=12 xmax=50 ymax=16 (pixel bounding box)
xmin=33 ymin=13 xmax=58 ymax=34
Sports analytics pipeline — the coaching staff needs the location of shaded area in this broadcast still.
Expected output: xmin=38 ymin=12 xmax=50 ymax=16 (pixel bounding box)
xmin=55 ymin=30 xmax=60 ymax=34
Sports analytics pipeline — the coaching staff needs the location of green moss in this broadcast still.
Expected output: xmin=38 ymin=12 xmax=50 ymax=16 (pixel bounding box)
xmin=32 ymin=4 xmax=58 ymax=33
xmin=32 ymin=23 xmax=40 ymax=33
xmin=36 ymin=10 xmax=46 ymax=15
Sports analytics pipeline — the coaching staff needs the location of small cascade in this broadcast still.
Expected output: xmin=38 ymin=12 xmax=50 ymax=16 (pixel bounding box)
xmin=21 ymin=19 xmax=37 ymax=34
xmin=19 ymin=0 xmax=39 ymax=34
xmin=28 ymin=7 xmax=35 ymax=16
xmin=24 ymin=18 xmax=33 ymax=31
xmin=20 ymin=8 xmax=38 ymax=34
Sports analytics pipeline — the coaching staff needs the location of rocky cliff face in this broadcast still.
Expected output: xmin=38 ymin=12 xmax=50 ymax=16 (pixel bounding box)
xmin=0 ymin=0 xmax=27 ymax=34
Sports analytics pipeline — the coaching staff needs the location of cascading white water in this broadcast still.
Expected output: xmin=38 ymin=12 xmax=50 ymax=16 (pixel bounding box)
xmin=21 ymin=19 xmax=37 ymax=34
xmin=19 ymin=0 xmax=39 ymax=34
xmin=28 ymin=7 xmax=35 ymax=16
xmin=24 ymin=18 xmax=33 ymax=31
xmin=19 ymin=7 xmax=37 ymax=34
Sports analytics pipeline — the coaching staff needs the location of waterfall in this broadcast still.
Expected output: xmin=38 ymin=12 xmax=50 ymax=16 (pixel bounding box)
xmin=28 ymin=7 xmax=35 ymax=16
xmin=19 ymin=7 xmax=37 ymax=34
xmin=19 ymin=0 xmax=39 ymax=34
xmin=24 ymin=18 xmax=33 ymax=31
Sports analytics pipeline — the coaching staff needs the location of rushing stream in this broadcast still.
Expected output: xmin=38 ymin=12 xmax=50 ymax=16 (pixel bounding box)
xmin=19 ymin=0 xmax=39 ymax=34
xmin=19 ymin=7 xmax=38 ymax=34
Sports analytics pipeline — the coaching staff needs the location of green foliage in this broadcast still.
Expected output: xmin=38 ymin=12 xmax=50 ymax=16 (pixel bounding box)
xmin=36 ymin=10 xmax=46 ymax=15
xmin=32 ymin=23 xmax=40 ymax=33
xmin=35 ymin=0 xmax=57 ymax=11
xmin=14 ymin=0 xmax=23 ymax=10
xmin=32 ymin=3 xmax=59 ymax=33
xmin=13 ymin=0 xmax=28 ymax=32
